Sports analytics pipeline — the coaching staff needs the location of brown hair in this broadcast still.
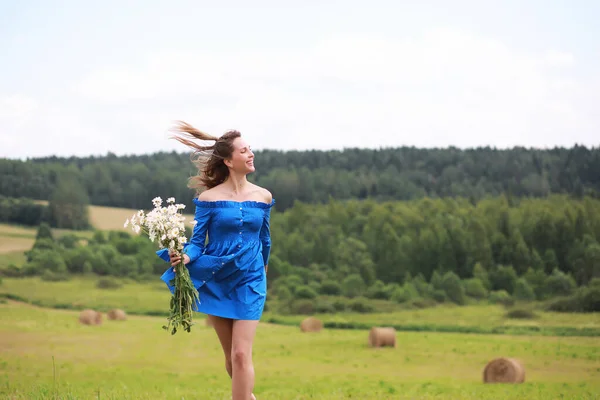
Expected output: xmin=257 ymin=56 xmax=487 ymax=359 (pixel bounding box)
xmin=170 ymin=121 xmax=241 ymax=191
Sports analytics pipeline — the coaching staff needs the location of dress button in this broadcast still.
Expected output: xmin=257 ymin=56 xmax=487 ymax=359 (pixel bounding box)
xmin=239 ymin=231 xmax=242 ymax=234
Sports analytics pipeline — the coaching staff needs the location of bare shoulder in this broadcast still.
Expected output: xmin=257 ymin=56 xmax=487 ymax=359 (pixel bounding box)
xmin=249 ymin=183 xmax=272 ymax=203
xmin=261 ymin=188 xmax=273 ymax=203
xmin=197 ymin=188 xmax=221 ymax=201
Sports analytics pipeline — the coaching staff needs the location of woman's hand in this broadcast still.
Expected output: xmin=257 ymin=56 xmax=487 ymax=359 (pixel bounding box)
xmin=169 ymin=250 xmax=190 ymax=271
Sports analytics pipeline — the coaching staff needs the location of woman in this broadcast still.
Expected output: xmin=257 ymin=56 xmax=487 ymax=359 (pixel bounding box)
xmin=157 ymin=121 xmax=274 ymax=400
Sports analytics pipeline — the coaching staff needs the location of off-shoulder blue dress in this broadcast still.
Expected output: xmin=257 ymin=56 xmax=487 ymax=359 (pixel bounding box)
xmin=156 ymin=198 xmax=274 ymax=320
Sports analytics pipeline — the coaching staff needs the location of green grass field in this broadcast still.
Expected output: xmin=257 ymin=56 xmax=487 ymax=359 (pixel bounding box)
xmin=0 ymin=301 xmax=599 ymax=399
xmin=1 ymin=277 xmax=600 ymax=338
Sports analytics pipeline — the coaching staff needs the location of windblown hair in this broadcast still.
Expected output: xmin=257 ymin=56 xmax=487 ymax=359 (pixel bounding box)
xmin=170 ymin=121 xmax=241 ymax=191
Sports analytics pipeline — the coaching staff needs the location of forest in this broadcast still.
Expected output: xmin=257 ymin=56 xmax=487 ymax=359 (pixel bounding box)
xmin=1 ymin=145 xmax=599 ymax=313
xmin=1 ymin=145 xmax=598 ymax=211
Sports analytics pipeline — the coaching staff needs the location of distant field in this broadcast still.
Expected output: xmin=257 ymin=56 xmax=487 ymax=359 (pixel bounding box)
xmin=0 ymin=203 xmax=194 ymax=264
xmin=0 ymin=223 xmax=94 ymax=241
xmin=0 ymin=236 xmax=32 ymax=254
xmin=0 ymin=223 xmax=95 ymax=267
xmin=0 ymin=301 xmax=598 ymax=399
xmin=87 ymin=204 xmax=194 ymax=232
xmin=0 ymin=250 xmax=26 ymax=270
xmin=1 ymin=277 xmax=599 ymax=337
xmin=33 ymin=201 xmax=195 ymax=232
xmin=0 ymin=276 xmax=172 ymax=316
xmin=90 ymin=204 xmax=141 ymax=231
xmin=0 ymin=224 xmax=42 ymax=238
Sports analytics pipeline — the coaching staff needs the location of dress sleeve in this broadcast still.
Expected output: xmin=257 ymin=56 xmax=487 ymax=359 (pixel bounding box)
xmin=259 ymin=206 xmax=273 ymax=266
xmin=156 ymin=205 xmax=211 ymax=263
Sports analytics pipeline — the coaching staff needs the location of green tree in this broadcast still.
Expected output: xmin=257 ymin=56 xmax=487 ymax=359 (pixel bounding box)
xmin=472 ymin=262 xmax=491 ymax=290
xmin=584 ymin=242 xmax=600 ymax=283
xmin=523 ymin=267 xmax=548 ymax=300
xmin=489 ymin=265 xmax=518 ymax=294
xmin=31 ymin=249 xmax=67 ymax=274
xmin=35 ymin=222 xmax=53 ymax=241
xmin=507 ymin=230 xmax=531 ymax=275
xmin=47 ymin=175 xmax=90 ymax=230
xmin=365 ymin=280 xmax=390 ymax=300
xmin=334 ymin=238 xmax=376 ymax=285
xmin=543 ymin=249 xmax=560 ymax=274
xmin=441 ymin=271 xmax=466 ymax=305
xmin=545 ymin=269 xmax=576 ymax=297
xmin=319 ymin=280 xmax=341 ymax=295
xmin=464 ymin=278 xmax=488 ymax=299
xmin=530 ymin=249 xmax=544 ymax=271
xmin=466 ymin=219 xmax=493 ymax=268
xmin=514 ymin=278 xmax=535 ymax=301
xmin=430 ymin=270 xmax=444 ymax=291
xmin=294 ymin=285 xmax=318 ymax=300
xmin=341 ymin=274 xmax=366 ymax=298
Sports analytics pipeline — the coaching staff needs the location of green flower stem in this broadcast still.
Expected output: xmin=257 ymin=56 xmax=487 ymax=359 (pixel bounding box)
xmin=162 ymin=252 xmax=200 ymax=335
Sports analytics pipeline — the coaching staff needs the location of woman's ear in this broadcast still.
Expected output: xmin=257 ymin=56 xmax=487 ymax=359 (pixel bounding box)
xmin=223 ymin=158 xmax=233 ymax=168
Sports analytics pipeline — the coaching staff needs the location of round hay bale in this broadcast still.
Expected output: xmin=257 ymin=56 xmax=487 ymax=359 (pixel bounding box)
xmin=368 ymin=327 xmax=396 ymax=348
xmin=483 ymin=357 xmax=525 ymax=384
xmin=107 ymin=309 xmax=127 ymax=321
xmin=300 ymin=317 xmax=323 ymax=333
xmin=79 ymin=309 xmax=102 ymax=326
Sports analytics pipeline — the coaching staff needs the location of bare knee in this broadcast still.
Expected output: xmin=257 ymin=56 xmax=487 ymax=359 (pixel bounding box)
xmin=231 ymin=348 xmax=252 ymax=368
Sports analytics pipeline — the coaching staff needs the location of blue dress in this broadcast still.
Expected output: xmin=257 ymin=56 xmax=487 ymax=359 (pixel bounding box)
xmin=156 ymin=198 xmax=274 ymax=320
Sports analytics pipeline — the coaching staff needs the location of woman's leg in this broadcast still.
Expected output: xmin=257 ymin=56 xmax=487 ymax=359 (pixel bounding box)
xmin=231 ymin=320 xmax=260 ymax=400
xmin=208 ymin=315 xmax=257 ymax=400
xmin=207 ymin=315 xmax=234 ymax=377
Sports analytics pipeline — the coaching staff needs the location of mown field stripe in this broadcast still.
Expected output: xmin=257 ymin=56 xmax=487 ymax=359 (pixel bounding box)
xmin=2 ymin=293 xmax=598 ymax=338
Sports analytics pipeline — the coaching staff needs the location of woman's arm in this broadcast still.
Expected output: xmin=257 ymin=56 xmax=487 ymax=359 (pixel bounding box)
xmin=259 ymin=189 xmax=274 ymax=270
xmin=259 ymin=208 xmax=272 ymax=269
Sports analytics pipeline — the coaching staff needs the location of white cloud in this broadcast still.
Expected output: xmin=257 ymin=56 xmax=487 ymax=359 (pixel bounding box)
xmin=0 ymin=95 xmax=37 ymax=125
xmin=2 ymin=28 xmax=597 ymax=158
xmin=543 ymin=50 xmax=576 ymax=67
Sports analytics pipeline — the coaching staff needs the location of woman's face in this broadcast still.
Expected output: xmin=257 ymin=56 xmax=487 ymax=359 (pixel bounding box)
xmin=227 ymin=137 xmax=255 ymax=174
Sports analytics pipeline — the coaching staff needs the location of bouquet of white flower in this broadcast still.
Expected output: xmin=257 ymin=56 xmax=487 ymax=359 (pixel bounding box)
xmin=124 ymin=196 xmax=200 ymax=335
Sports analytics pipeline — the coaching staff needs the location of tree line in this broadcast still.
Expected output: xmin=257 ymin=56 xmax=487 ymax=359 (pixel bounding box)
xmin=270 ymin=194 xmax=600 ymax=285
xmin=264 ymin=194 xmax=599 ymax=313
xmin=0 ymin=172 xmax=90 ymax=230
xmin=1 ymin=144 xmax=599 ymax=211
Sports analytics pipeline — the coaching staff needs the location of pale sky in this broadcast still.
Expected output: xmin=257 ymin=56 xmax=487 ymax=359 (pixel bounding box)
xmin=1 ymin=0 xmax=599 ymax=159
